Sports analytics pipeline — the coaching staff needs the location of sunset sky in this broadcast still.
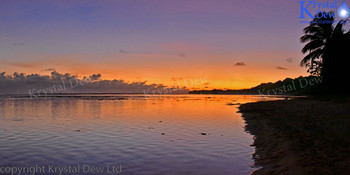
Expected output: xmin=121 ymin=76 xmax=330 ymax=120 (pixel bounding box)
xmin=0 ymin=0 xmax=310 ymax=90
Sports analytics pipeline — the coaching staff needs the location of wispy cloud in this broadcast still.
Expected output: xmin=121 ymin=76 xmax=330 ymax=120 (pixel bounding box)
xmin=178 ymin=53 xmax=186 ymax=57
xmin=13 ymin=42 xmax=25 ymax=46
xmin=171 ymin=77 xmax=184 ymax=81
xmin=119 ymin=49 xmax=129 ymax=54
xmin=286 ymin=57 xmax=293 ymax=63
xmin=276 ymin=66 xmax=287 ymax=70
xmin=234 ymin=62 xmax=246 ymax=66
xmin=0 ymin=61 xmax=36 ymax=68
xmin=42 ymin=68 xmax=56 ymax=72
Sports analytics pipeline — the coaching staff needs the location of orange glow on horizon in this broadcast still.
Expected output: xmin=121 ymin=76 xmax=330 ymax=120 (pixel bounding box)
xmin=0 ymin=53 xmax=308 ymax=90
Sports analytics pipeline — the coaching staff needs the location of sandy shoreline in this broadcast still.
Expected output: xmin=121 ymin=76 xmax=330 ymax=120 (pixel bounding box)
xmin=239 ymin=98 xmax=350 ymax=175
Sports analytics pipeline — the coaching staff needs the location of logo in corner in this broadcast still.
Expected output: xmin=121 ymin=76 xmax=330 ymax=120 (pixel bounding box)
xmin=299 ymin=0 xmax=350 ymax=23
xmin=337 ymin=2 xmax=350 ymax=19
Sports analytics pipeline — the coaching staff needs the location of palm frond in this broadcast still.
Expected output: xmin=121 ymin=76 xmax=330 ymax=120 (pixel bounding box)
xmin=301 ymin=40 xmax=324 ymax=54
xmin=300 ymin=48 xmax=323 ymax=66
xmin=300 ymin=34 xmax=323 ymax=43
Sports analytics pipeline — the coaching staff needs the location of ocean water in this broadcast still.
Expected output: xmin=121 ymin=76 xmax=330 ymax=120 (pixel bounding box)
xmin=0 ymin=94 xmax=276 ymax=175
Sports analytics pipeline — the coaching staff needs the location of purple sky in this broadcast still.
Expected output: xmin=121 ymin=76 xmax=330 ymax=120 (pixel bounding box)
xmin=0 ymin=0 xmax=330 ymax=89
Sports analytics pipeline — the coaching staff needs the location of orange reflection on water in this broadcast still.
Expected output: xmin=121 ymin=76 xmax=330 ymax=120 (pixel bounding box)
xmin=0 ymin=95 xmax=275 ymax=174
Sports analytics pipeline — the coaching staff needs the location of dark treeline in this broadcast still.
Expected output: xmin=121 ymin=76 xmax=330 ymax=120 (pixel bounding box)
xmin=190 ymin=76 xmax=322 ymax=96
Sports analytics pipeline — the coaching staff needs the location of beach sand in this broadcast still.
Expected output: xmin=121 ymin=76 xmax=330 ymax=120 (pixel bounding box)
xmin=239 ymin=97 xmax=350 ymax=175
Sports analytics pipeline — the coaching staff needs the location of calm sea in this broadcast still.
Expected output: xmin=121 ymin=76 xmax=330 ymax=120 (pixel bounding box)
xmin=0 ymin=94 xmax=278 ymax=175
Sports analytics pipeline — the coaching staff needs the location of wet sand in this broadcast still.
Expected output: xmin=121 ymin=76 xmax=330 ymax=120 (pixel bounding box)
xmin=239 ymin=97 xmax=350 ymax=175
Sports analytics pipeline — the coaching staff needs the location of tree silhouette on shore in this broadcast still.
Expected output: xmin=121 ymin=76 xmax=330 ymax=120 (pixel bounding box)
xmin=300 ymin=12 xmax=350 ymax=92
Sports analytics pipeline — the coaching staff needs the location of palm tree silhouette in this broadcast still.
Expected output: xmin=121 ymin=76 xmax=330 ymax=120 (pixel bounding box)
xmin=300 ymin=12 xmax=350 ymax=92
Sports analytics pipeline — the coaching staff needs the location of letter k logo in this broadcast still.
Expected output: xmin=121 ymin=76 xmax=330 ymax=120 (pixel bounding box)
xmin=300 ymin=1 xmax=315 ymax=18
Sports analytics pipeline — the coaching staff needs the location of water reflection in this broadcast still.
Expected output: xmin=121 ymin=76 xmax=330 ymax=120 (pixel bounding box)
xmin=0 ymin=95 xmax=276 ymax=175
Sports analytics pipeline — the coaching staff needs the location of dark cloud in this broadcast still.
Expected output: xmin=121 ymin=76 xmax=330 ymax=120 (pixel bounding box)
xmin=178 ymin=53 xmax=186 ymax=57
xmin=286 ymin=57 xmax=293 ymax=63
xmin=13 ymin=43 xmax=25 ymax=46
xmin=276 ymin=66 xmax=287 ymax=70
xmin=89 ymin=74 xmax=101 ymax=81
xmin=234 ymin=62 xmax=246 ymax=66
xmin=119 ymin=49 xmax=129 ymax=54
xmin=0 ymin=71 xmax=188 ymax=94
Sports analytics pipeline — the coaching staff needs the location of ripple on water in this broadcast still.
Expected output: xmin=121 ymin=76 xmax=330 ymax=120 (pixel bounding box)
xmin=0 ymin=95 xmax=272 ymax=174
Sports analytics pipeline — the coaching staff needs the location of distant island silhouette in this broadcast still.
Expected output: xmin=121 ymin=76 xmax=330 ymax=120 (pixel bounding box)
xmin=190 ymin=76 xmax=322 ymax=96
